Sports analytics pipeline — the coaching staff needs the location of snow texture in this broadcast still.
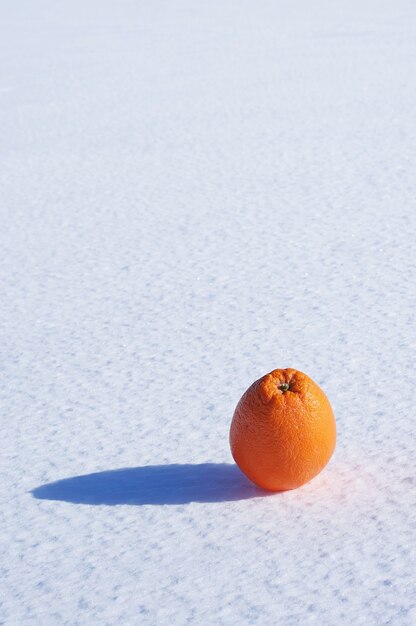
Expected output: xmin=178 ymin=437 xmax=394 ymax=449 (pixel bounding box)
xmin=1 ymin=0 xmax=416 ymax=624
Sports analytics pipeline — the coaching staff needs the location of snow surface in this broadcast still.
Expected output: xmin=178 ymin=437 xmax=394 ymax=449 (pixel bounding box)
xmin=1 ymin=0 xmax=416 ymax=624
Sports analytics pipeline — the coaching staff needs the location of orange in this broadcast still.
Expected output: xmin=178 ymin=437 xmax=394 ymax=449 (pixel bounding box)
xmin=229 ymin=368 xmax=336 ymax=491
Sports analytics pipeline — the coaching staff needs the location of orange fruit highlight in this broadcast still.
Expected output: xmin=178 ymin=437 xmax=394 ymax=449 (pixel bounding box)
xmin=229 ymin=368 xmax=336 ymax=491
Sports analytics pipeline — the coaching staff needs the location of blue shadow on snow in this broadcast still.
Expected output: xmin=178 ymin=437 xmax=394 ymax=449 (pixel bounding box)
xmin=32 ymin=463 xmax=271 ymax=505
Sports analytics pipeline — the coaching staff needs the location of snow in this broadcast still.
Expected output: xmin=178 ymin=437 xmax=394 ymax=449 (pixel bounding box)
xmin=1 ymin=0 xmax=415 ymax=623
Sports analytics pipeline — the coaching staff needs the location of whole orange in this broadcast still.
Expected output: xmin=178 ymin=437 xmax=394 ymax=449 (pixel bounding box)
xmin=229 ymin=368 xmax=336 ymax=491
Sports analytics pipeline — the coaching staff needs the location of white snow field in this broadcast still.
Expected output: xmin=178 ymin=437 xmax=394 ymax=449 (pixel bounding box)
xmin=1 ymin=0 xmax=415 ymax=624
